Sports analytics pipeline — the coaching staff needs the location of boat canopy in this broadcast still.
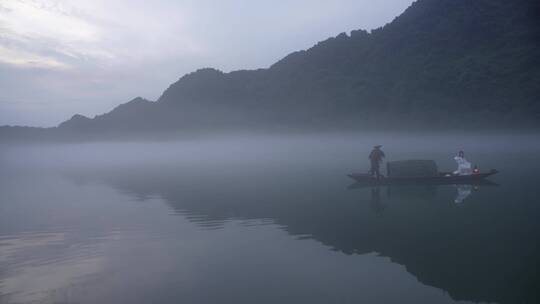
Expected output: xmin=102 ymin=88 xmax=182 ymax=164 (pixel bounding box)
xmin=386 ymin=160 xmax=438 ymax=177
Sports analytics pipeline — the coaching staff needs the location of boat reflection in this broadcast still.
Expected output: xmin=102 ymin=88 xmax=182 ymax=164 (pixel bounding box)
xmin=350 ymin=181 xmax=497 ymax=209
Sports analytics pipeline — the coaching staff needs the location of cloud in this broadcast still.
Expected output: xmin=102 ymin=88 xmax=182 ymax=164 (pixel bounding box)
xmin=0 ymin=0 xmax=203 ymax=70
xmin=0 ymin=0 xmax=105 ymax=67
xmin=0 ymin=1 xmax=100 ymax=42
xmin=0 ymin=45 xmax=69 ymax=69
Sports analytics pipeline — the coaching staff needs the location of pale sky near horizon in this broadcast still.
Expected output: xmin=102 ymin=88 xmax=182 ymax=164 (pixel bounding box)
xmin=0 ymin=0 xmax=414 ymax=127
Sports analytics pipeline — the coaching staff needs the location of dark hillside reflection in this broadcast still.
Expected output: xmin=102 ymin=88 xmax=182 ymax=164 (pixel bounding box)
xmin=65 ymin=161 xmax=539 ymax=304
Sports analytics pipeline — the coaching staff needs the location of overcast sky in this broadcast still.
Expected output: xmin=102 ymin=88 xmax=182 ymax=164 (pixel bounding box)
xmin=0 ymin=0 xmax=413 ymax=127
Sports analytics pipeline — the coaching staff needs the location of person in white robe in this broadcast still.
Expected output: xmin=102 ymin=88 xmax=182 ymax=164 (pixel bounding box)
xmin=453 ymin=151 xmax=472 ymax=175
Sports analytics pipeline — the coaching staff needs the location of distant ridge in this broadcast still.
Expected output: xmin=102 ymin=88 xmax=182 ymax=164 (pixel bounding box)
xmin=2 ymin=0 xmax=540 ymax=141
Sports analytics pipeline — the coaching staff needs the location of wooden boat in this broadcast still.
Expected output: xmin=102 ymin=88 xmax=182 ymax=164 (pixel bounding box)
xmin=347 ymin=169 xmax=498 ymax=186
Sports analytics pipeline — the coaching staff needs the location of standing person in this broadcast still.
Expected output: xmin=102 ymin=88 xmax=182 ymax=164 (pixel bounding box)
xmin=369 ymin=145 xmax=385 ymax=179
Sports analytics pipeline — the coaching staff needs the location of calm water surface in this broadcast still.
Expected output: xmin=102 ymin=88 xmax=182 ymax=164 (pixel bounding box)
xmin=0 ymin=133 xmax=539 ymax=304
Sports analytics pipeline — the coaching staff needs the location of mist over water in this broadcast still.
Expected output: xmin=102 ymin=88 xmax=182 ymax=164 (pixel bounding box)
xmin=1 ymin=132 xmax=539 ymax=304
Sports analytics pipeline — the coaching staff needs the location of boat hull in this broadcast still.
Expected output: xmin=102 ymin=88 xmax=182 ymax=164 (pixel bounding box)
xmin=347 ymin=170 xmax=498 ymax=186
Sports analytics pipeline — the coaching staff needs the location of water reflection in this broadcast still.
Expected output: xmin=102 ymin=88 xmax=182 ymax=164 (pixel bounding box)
xmin=370 ymin=187 xmax=386 ymax=216
xmin=59 ymin=163 xmax=538 ymax=304
xmin=454 ymin=185 xmax=473 ymax=204
xmin=0 ymin=232 xmax=110 ymax=303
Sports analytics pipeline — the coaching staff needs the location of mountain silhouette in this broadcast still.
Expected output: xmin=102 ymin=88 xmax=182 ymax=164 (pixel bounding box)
xmin=2 ymin=0 xmax=539 ymax=140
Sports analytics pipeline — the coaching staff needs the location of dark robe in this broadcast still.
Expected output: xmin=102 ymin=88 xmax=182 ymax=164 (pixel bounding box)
xmin=369 ymin=148 xmax=385 ymax=177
